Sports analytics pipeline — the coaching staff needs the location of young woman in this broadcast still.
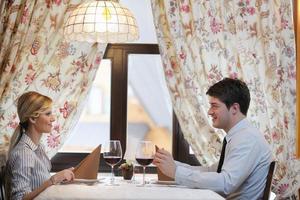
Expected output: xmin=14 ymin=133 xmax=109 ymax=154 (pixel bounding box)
xmin=6 ymin=91 xmax=74 ymax=200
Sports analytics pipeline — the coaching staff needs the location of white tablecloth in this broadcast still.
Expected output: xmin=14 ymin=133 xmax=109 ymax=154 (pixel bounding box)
xmin=35 ymin=175 xmax=224 ymax=200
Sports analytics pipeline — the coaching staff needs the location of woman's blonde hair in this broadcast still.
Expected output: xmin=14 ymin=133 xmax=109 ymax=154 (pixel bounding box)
xmin=8 ymin=91 xmax=52 ymax=153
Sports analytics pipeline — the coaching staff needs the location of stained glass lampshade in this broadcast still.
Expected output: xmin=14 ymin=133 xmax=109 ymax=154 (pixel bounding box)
xmin=64 ymin=0 xmax=139 ymax=43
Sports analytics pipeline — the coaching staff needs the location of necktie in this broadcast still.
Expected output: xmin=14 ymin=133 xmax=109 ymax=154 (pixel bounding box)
xmin=217 ymin=138 xmax=227 ymax=173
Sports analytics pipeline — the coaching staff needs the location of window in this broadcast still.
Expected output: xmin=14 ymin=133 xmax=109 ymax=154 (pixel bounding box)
xmin=125 ymin=54 xmax=172 ymax=161
xmin=51 ymin=44 xmax=200 ymax=172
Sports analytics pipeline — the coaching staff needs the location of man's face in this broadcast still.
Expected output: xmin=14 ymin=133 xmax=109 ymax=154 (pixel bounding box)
xmin=207 ymin=96 xmax=231 ymax=132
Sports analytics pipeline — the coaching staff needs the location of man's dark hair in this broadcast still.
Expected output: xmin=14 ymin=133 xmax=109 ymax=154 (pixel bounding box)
xmin=206 ymin=78 xmax=250 ymax=115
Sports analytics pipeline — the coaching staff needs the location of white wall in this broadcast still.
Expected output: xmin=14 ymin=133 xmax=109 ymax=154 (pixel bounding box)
xmin=120 ymin=0 xmax=158 ymax=43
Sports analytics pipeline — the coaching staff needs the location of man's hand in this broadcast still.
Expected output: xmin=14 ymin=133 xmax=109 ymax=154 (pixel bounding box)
xmin=153 ymin=148 xmax=176 ymax=178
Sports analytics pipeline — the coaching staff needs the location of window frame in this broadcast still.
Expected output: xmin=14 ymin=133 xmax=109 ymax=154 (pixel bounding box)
xmin=51 ymin=43 xmax=199 ymax=172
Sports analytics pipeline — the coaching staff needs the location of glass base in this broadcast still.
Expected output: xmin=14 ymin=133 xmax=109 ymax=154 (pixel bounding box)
xmin=136 ymin=182 xmax=151 ymax=187
xmin=105 ymin=176 xmax=119 ymax=186
xmin=135 ymin=180 xmax=151 ymax=187
xmin=105 ymin=182 xmax=120 ymax=186
xmin=130 ymin=179 xmax=139 ymax=184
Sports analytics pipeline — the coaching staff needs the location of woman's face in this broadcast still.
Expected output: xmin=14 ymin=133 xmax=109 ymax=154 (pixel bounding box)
xmin=34 ymin=108 xmax=55 ymax=134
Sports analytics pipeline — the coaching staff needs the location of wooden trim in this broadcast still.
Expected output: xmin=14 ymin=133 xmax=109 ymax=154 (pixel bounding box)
xmin=103 ymin=43 xmax=160 ymax=155
xmin=173 ymin=112 xmax=200 ymax=166
xmin=295 ymin=0 xmax=300 ymax=158
xmin=51 ymin=153 xmax=158 ymax=174
xmin=51 ymin=153 xmax=112 ymax=173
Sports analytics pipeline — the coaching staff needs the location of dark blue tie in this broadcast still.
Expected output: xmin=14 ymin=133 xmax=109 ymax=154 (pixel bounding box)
xmin=217 ymin=138 xmax=227 ymax=173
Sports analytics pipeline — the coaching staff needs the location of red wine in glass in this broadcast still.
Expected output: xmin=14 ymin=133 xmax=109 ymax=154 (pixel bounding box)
xmin=135 ymin=158 xmax=153 ymax=166
xmin=135 ymin=141 xmax=155 ymax=186
xmin=104 ymin=156 xmax=122 ymax=166
xmin=103 ymin=140 xmax=122 ymax=185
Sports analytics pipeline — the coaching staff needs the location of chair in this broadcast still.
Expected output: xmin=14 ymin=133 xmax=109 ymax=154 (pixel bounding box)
xmin=0 ymin=165 xmax=5 ymax=200
xmin=262 ymin=161 xmax=276 ymax=200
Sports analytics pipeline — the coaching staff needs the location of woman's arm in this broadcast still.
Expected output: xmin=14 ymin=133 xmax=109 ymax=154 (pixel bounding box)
xmin=22 ymin=168 xmax=75 ymax=200
xmin=22 ymin=179 xmax=52 ymax=200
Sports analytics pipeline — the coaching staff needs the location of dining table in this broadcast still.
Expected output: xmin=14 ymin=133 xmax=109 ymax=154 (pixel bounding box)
xmin=35 ymin=173 xmax=225 ymax=200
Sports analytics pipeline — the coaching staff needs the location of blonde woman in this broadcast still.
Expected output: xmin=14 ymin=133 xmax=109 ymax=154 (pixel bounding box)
xmin=6 ymin=91 xmax=74 ymax=200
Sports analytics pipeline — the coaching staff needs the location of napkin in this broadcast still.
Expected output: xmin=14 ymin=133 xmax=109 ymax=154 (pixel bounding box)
xmin=155 ymin=145 xmax=174 ymax=181
xmin=73 ymin=145 xmax=101 ymax=179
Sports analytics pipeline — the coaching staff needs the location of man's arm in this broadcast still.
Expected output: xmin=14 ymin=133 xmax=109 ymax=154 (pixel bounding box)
xmin=154 ymin=136 xmax=263 ymax=196
xmin=176 ymin=136 xmax=264 ymax=196
xmin=175 ymin=161 xmax=218 ymax=172
xmin=153 ymin=149 xmax=217 ymax=178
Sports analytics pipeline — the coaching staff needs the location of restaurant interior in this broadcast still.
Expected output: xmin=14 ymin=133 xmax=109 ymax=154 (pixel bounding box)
xmin=0 ymin=0 xmax=299 ymax=199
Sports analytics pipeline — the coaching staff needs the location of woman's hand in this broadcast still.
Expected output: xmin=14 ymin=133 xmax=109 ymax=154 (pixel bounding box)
xmin=50 ymin=167 xmax=75 ymax=185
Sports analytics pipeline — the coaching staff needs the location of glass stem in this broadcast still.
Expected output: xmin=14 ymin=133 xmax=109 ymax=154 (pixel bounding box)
xmin=143 ymin=166 xmax=146 ymax=186
xmin=132 ymin=165 xmax=135 ymax=182
xmin=111 ymin=165 xmax=114 ymax=184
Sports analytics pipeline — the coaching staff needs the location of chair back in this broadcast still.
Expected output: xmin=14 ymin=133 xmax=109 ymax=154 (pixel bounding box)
xmin=262 ymin=161 xmax=276 ymax=200
xmin=0 ymin=165 xmax=5 ymax=200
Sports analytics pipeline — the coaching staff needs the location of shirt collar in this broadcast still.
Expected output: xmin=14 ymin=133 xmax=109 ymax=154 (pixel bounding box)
xmin=225 ymin=118 xmax=250 ymax=142
xmin=20 ymin=133 xmax=39 ymax=151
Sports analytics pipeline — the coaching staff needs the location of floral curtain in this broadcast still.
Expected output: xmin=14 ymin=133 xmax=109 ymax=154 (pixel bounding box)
xmin=151 ymin=0 xmax=299 ymax=198
xmin=0 ymin=0 xmax=106 ymax=158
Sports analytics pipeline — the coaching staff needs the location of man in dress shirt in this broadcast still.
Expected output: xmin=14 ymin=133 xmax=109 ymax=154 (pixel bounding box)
xmin=153 ymin=78 xmax=272 ymax=200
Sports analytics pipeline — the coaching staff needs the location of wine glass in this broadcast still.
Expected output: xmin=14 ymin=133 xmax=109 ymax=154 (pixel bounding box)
xmin=135 ymin=141 xmax=155 ymax=186
xmin=130 ymin=160 xmax=139 ymax=184
xmin=103 ymin=140 xmax=122 ymax=185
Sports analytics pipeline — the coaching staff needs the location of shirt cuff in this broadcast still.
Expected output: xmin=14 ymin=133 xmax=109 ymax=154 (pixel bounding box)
xmin=175 ymin=165 xmax=193 ymax=185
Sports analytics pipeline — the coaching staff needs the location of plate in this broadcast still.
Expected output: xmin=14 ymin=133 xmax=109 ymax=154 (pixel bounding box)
xmin=155 ymin=180 xmax=177 ymax=185
xmin=73 ymin=179 xmax=102 ymax=184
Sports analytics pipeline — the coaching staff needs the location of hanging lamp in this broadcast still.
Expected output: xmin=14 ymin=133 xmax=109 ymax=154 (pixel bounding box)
xmin=64 ymin=0 xmax=139 ymax=43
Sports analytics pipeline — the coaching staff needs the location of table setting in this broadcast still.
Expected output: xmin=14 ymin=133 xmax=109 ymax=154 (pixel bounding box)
xmin=35 ymin=140 xmax=225 ymax=200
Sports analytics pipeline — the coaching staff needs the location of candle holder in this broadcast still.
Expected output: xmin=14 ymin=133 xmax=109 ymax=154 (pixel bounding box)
xmin=119 ymin=161 xmax=133 ymax=180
